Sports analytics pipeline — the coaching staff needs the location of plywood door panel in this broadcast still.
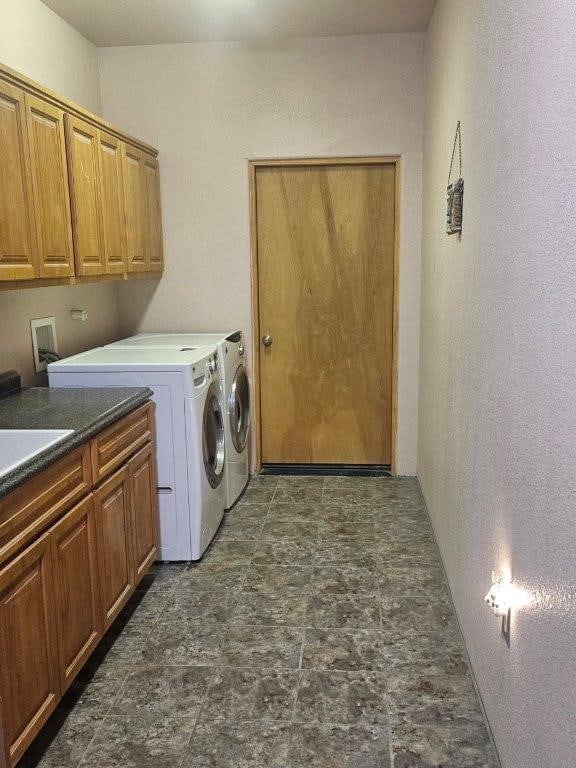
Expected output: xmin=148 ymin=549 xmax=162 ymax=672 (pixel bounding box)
xmin=93 ymin=467 xmax=133 ymax=628
xmin=65 ymin=115 xmax=105 ymax=276
xmin=123 ymin=143 xmax=146 ymax=272
xmin=128 ymin=443 xmax=158 ymax=584
xmin=0 ymin=532 xmax=59 ymax=767
xmin=51 ymin=495 xmax=102 ymax=692
xmin=98 ymin=131 xmax=126 ymax=274
xmin=256 ymin=163 xmax=395 ymax=465
xmin=143 ymin=152 xmax=164 ymax=271
xmin=0 ymin=80 xmax=37 ymax=281
xmin=25 ymin=94 xmax=74 ymax=278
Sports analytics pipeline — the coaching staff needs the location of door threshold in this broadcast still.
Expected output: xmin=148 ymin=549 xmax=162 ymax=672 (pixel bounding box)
xmin=260 ymin=463 xmax=391 ymax=477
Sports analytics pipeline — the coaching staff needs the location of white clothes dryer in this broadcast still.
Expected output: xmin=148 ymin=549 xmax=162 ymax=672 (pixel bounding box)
xmin=105 ymin=332 xmax=250 ymax=509
xmin=48 ymin=346 xmax=225 ymax=561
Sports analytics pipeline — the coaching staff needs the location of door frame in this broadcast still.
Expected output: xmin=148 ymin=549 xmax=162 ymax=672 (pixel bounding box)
xmin=248 ymin=155 xmax=401 ymax=474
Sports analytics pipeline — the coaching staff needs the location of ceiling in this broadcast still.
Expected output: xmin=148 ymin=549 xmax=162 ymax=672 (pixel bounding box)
xmin=41 ymin=0 xmax=436 ymax=47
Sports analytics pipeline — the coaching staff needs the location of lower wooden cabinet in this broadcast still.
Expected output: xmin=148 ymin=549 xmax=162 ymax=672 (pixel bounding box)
xmin=93 ymin=466 xmax=133 ymax=628
xmin=51 ymin=495 xmax=101 ymax=692
xmin=0 ymin=533 xmax=59 ymax=767
xmin=128 ymin=442 xmax=158 ymax=584
xmin=0 ymin=407 xmax=157 ymax=767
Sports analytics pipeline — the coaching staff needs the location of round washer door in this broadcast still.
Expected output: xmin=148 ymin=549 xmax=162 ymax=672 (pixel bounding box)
xmin=228 ymin=364 xmax=250 ymax=453
xmin=203 ymin=382 xmax=225 ymax=488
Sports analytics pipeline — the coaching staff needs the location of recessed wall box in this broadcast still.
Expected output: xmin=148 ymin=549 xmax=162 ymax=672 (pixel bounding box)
xmin=30 ymin=317 xmax=58 ymax=373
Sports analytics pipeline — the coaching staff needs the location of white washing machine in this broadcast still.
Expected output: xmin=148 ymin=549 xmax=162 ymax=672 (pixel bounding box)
xmin=105 ymin=332 xmax=250 ymax=509
xmin=48 ymin=346 xmax=226 ymax=561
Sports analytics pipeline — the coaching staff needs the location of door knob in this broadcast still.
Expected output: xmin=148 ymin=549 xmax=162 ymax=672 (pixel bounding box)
xmin=262 ymin=334 xmax=273 ymax=347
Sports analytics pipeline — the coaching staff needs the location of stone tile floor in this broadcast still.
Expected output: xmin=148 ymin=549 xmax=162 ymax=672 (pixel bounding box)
xmin=22 ymin=475 xmax=498 ymax=768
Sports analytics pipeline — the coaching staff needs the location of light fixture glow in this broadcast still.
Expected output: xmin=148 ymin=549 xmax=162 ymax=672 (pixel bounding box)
xmin=484 ymin=578 xmax=513 ymax=616
xmin=485 ymin=571 xmax=532 ymax=644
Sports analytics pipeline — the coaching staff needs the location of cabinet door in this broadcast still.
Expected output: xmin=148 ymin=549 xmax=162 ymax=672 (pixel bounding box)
xmin=0 ymin=80 xmax=37 ymax=281
xmin=25 ymin=94 xmax=74 ymax=278
xmin=123 ymin=144 xmax=146 ymax=272
xmin=0 ymin=533 xmax=59 ymax=767
xmin=65 ymin=116 xmax=105 ymax=276
xmin=51 ymin=495 xmax=102 ymax=693
xmin=143 ymin=152 xmax=164 ymax=272
xmin=98 ymin=131 xmax=126 ymax=274
xmin=93 ymin=466 xmax=133 ymax=628
xmin=128 ymin=443 xmax=158 ymax=584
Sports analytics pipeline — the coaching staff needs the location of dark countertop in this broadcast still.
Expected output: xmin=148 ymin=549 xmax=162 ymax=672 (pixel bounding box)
xmin=0 ymin=387 xmax=152 ymax=500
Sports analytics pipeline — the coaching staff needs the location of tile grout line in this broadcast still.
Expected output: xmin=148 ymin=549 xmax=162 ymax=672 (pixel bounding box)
xmin=174 ymin=668 xmax=216 ymax=768
xmin=73 ymin=662 xmax=133 ymax=768
xmin=41 ymin=479 xmax=492 ymax=768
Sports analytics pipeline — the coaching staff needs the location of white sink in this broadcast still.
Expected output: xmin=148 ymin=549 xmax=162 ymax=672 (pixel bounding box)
xmin=0 ymin=430 xmax=74 ymax=479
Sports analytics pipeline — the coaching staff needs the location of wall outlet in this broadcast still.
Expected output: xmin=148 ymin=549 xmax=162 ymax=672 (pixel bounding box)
xmin=30 ymin=317 xmax=58 ymax=373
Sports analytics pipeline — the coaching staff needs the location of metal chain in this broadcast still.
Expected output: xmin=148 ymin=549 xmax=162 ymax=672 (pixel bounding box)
xmin=448 ymin=121 xmax=462 ymax=185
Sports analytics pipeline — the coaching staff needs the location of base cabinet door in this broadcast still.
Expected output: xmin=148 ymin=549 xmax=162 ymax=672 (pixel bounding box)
xmin=51 ymin=495 xmax=102 ymax=692
xmin=0 ymin=534 xmax=59 ymax=767
xmin=93 ymin=467 xmax=134 ymax=628
xmin=128 ymin=443 xmax=158 ymax=584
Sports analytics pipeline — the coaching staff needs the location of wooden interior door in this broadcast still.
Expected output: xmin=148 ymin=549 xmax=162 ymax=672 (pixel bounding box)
xmin=256 ymin=162 xmax=395 ymax=465
xmin=0 ymin=80 xmax=37 ymax=281
xmin=65 ymin=116 xmax=105 ymax=276
xmin=25 ymin=94 xmax=74 ymax=278
xmin=51 ymin=495 xmax=102 ymax=693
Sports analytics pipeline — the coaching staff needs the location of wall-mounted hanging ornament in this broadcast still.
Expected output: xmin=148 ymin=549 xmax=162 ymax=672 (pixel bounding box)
xmin=446 ymin=120 xmax=463 ymax=235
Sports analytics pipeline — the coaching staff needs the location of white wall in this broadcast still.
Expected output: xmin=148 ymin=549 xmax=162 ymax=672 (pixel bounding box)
xmin=419 ymin=2 xmax=576 ymax=766
xmin=0 ymin=0 xmax=120 ymax=386
xmin=99 ymin=33 xmax=425 ymax=473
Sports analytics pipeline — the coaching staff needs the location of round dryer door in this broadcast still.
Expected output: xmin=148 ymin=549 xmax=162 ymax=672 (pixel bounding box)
xmin=202 ymin=382 xmax=225 ymax=489
xmin=228 ymin=364 xmax=250 ymax=453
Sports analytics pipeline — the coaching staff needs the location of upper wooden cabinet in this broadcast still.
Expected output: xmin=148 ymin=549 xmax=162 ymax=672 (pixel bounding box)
xmin=66 ymin=117 xmax=132 ymax=277
xmin=65 ymin=116 xmax=105 ymax=276
xmin=98 ymin=131 xmax=127 ymax=274
xmin=143 ymin=153 xmax=164 ymax=272
xmin=123 ymin=147 xmax=164 ymax=274
xmin=0 ymin=62 xmax=163 ymax=288
xmin=25 ymin=94 xmax=74 ymax=279
xmin=123 ymin=144 xmax=147 ymax=273
xmin=0 ymin=81 xmax=37 ymax=281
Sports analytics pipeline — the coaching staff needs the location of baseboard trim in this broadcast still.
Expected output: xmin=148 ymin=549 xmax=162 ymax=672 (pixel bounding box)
xmin=417 ymin=479 xmax=503 ymax=768
xmin=260 ymin=463 xmax=391 ymax=477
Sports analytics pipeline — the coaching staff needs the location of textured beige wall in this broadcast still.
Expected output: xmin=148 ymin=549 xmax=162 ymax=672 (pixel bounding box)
xmin=0 ymin=0 xmax=120 ymax=386
xmin=419 ymin=2 xmax=576 ymax=766
xmin=99 ymin=33 xmax=425 ymax=473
